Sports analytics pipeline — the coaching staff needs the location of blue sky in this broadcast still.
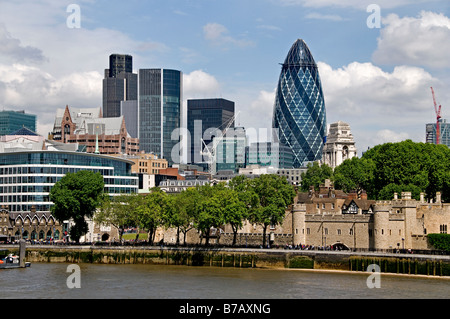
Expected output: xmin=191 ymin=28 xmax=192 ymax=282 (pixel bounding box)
xmin=0 ymin=0 xmax=449 ymax=154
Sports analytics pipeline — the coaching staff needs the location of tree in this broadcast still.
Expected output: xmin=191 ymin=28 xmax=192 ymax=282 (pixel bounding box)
xmin=362 ymin=140 xmax=450 ymax=200
xmin=333 ymin=157 xmax=376 ymax=198
xmin=219 ymin=188 xmax=247 ymax=246
xmin=170 ymin=188 xmax=200 ymax=246
xmin=194 ymin=184 xmax=227 ymax=246
xmin=137 ymin=188 xmax=169 ymax=245
xmin=95 ymin=193 xmax=143 ymax=243
xmin=300 ymin=162 xmax=333 ymax=192
xmin=248 ymin=175 xmax=296 ymax=247
xmin=50 ymin=171 xmax=104 ymax=243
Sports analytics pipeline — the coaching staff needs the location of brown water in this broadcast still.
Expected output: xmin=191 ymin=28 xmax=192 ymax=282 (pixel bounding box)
xmin=0 ymin=263 xmax=449 ymax=299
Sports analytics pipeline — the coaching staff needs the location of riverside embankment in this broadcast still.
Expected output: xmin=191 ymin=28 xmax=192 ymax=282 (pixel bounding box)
xmin=1 ymin=245 xmax=450 ymax=277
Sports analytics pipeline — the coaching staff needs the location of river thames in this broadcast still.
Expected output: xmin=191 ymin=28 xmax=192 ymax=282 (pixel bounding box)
xmin=1 ymin=263 xmax=449 ymax=299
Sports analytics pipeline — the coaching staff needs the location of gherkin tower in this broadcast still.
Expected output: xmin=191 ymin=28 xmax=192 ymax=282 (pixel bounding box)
xmin=272 ymin=39 xmax=327 ymax=168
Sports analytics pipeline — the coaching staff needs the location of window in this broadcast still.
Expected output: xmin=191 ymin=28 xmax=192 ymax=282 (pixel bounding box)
xmin=337 ymin=229 xmax=341 ymax=235
xmin=440 ymin=225 xmax=448 ymax=234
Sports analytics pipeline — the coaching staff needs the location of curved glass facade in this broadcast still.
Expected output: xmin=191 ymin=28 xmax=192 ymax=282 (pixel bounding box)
xmin=273 ymin=39 xmax=327 ymax=168
xmin=0 ymin=151 xmax=138 ymax=213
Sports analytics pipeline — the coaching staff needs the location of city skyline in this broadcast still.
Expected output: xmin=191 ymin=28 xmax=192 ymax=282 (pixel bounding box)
xmin=0 ymin=0 xmax=448 ymax=156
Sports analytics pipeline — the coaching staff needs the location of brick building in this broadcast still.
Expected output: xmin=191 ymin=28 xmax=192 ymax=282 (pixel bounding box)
xmin=50 ymin=105 xmax=139 ymax=155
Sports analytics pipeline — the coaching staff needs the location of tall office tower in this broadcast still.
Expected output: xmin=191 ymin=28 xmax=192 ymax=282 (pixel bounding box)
xmin=0 ymin=110 xmax=36 ymax=136
xmin=272 ymin=39 xmax=327 ymax=168
xmin=103 ymin=54 xmax=137 ymax=118
xmin=139 ymin=69 xmax=182 ymax=166
xmin=426 ymin=119 xmax=450 ymax=147
xmin=187 ymin=98 xmax=235 ymax=164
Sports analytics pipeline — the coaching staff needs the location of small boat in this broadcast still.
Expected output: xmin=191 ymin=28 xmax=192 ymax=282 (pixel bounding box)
xmin=0 ymin=254 xmax=31 ymax=269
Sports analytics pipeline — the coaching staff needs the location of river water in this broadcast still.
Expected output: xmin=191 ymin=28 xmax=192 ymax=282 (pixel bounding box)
xmin=1 ymin=263 xmax=449 ymax=299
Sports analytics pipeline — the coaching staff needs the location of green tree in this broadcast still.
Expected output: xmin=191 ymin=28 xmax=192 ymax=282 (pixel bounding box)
xmin=300 ymin=162 xmax=333 ymax=192
xmin=378 ymin=183 xmax=422 ymax=201
xmin=194 ymin=184 xmax=227 ymax=246
xmin=333 ymin=157 xmax=376 ymax=198
xmin=220 ymin=188 xmax=247 ymax=246
xmin=137 ymin=188 xmax=170 ymax=245
xmin=248 ymin=174 xmax=296 ymax=247
xmin=167 ymin=190 xmax=196 ymax=246
xmin=50 ymin=171 xmax=104 ymax=243
xmin=362 ymin=140 xmax=450 ymax=200
xmin=95 ymin=193 xmax=143 ymax=243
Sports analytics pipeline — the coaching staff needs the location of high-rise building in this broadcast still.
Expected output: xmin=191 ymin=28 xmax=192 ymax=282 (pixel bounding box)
xmin=0 ymin=110 xmax=36 ymax=136
xmin=322 ymin=121 xmax=358 ymax=169
xmin=246 ymin=142 xmax=294 ymax=169
xmin=272 ymin=39 xmax=327 ymax=168
xmin=139 ymin=69 xmax=182 ymax=166
xmin=426 ymin=119 xmax=450 ymax=148
xmin=103 ymin=54 xmax=137 ymax=118
xmin=215 ymin=127 xmax=247 ymax=173
xmin=187 ymin=98 xmax=235 ymax=164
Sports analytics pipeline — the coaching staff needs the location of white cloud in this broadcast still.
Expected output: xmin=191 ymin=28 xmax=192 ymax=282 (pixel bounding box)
xmin=183 ymin=70 xmax=221 ymax=99
xmin=373 ymin=11 xmax=450 ymax=69
xmin=203 ymin=23 xmax=255 ymax=49
xmin=371 ymin=129 xmax=410 ymax=145
xmin=317 ymin=61 xmax=441 ymax=154
xmin=0 ymin=24 xmax=46 ymax=63
xmin=0 ymin=63 xmax=102 ymax=135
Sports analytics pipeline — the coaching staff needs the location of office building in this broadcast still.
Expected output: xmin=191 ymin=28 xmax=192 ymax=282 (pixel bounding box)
xmin=103 ymin=54 xmax=137 ymax=118
xmin=187 ymin=98 xmax=235 ymax=164
xmin=0 ymin=110 xmax=36 ymax=136
xmin=215 ymin=127 xmax=247 ymax=173
xmin=50 ymin=105 xmax=139 ymax=155
xmin=246 ymin=142 xmax=294 ymax=169
xmin=426 ymin=119 xmax=450 ymax=148
xmin=272 ymin=39 xmax=327 ymax=167
xmin=0 ymin=149 xmax=138 ymax=214
xmin=139 ymin=69 xmax=182 ymax=166
xmin=322 ymin=121 xmax=358 ymax=169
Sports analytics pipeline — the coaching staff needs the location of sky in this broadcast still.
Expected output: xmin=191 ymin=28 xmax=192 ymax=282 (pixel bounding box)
xmin=0 ymin=0 xmax=449 ymax=156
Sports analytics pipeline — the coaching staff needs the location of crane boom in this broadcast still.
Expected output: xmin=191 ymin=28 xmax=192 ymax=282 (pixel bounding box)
xmin=201 ymin=111 xmax=240 ymax=176
xmin=431 ymin=87 xmax=442 ymax=144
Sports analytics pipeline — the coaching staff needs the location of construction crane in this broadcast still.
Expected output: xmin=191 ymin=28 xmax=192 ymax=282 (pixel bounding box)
xmin=201 ymin=112 xmax=240 ymax=176
xmin=431 ymin=87 xmax=442 ymax=144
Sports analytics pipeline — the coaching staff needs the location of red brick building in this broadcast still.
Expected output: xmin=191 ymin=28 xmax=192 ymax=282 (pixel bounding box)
xmin=50 ymin=105 xmax=139 ymax=155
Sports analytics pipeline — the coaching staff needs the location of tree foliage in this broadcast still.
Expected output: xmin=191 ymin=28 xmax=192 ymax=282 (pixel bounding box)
xmin=94 ymin=174 xmax=295 ymax=247
xmin=300 ymin=140 xmax=450 ymax=201
xmin=300 ymin=162 xmax=333 ymax=192
xmin=50 ymin=171 xmax=104 ymax=243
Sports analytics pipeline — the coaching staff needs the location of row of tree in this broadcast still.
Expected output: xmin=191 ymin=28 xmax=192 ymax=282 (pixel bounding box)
xmin=50 ymin=171 xmax=296 ymax=246
xmin=301 ymin=140 xmax=450 ymax=202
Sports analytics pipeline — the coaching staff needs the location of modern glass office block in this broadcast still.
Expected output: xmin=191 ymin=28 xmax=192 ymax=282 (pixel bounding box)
xmin=0 ymin=111 xmax=36 ymax=136
xmin=0 ymin=151 xmax=138 ymax=213
xmin=272 ymin=39 xmax=327 ymax=168
xmin=187 ymin=98 xmax=235 ymax=164
xmin=139 ymin=69 xmax=182 ymax=165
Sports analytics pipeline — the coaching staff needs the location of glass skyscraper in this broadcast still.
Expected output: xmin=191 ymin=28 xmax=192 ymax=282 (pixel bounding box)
xmin=187 ymin=98 xmax=235 ymax=164
xmin=272 ymin=39 xmax=327 ymax=168
xmin=0 ymin=110 xmax=36 ymax=136
xmin=103 ymin=54 xmax=137 ymax=118
xmin=139 ymin=69 xmax=182 ymax=166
